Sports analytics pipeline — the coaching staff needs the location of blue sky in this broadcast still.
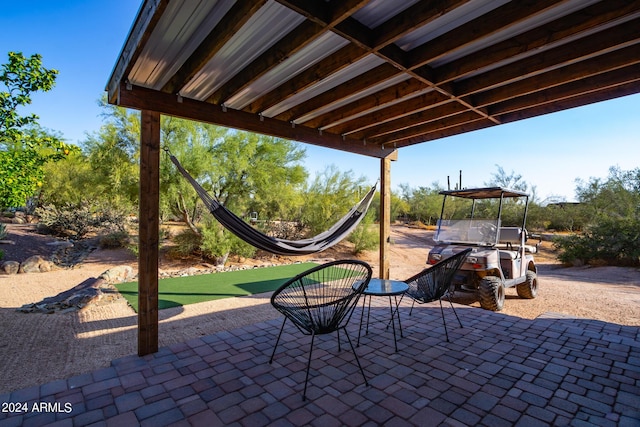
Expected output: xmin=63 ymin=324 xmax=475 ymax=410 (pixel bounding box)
xmin=3 ymin=1 xmax=639 ymax=203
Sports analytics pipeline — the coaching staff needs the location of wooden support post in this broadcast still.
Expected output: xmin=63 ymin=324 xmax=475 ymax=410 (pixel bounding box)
xmin=138 ymin=110 xmax=160 ymax=356
xmin=379 ymin=157 xmax=391 ymax=280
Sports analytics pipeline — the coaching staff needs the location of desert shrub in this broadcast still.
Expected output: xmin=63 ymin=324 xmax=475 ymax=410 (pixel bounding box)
xmin=407 ymin=221 xmax=431 ymax=230
xmin=554 ymin=166 xmax=640 ymax=266
xmin=92 ymin=204 xmax=130 ymax=234
xmin=168 ymin=228 xmax=202 ymax=259
xmin=228 ymin=233 xmax=257 ymax=259
xmin=260 ymin=220 xmax=305 ymax=240
xmin=553 ymin=235 xmax=592 ymax=265
xmin=159 ymin=227 xmax=172 ymax=241
xmin=200 ymin=222 xmax=256 ymax=263
xmin=348 ymin=213 xmax=378 ymax=255
xmin=127 ymin=240 xmax=139 ymax=258
xmin=0 ymin=249 xmax=4 ymax=260
xmin=36 ymin=202 xmax=95 ymax=238
xmin=35 ymin=201 xmax=129 ymax=239
xmin=0 ymin=223 xmax=6 ymax=240
xmin=200 ymin=223 xmax=232 ymax=264
xmin=554 ymin=217 xmax=640 ymax=266
xmin=167 ymin=222 xmax=256 ymax=263
xmin=99 ymin=231 xmax=131 ymax=249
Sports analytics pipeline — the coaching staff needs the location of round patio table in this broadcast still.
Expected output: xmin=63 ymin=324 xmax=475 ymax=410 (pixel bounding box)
xmin=355 ymin=278 xmax=408 ymax=352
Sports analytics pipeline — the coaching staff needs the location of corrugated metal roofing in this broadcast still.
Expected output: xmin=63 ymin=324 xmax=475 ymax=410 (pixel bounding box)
xmin=108 ymin=0 xmax=640 ymax=159
xmin=224 ymin=32 xmax=349 ymax=110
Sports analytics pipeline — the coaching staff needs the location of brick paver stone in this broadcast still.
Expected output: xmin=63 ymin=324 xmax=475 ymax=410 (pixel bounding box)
xmin=0 ymin=304 xmax=637 ymax=426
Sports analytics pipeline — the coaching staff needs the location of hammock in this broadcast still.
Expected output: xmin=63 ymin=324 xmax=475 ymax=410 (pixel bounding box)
xmin=168 ymin=154 xmax=377 ymax=256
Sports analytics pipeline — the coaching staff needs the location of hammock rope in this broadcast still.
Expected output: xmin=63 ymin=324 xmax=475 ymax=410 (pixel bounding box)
xmin=167 ymin=152 xmax=377 ymax=256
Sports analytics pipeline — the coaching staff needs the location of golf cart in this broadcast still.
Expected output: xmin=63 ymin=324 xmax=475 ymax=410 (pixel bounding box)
xmin=427 ymin=187 xmax=540 ymax=311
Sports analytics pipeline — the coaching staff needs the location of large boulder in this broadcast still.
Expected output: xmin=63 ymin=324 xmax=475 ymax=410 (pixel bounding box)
xmin=100 ymin=265 xmax=134 ymax=283
xmin=20 ymin=255 xmax=57 ymax=273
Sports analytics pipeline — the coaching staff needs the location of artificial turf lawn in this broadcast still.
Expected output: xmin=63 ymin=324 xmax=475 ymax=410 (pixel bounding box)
xmin=116 ymin=262 xmax=318 ymax=312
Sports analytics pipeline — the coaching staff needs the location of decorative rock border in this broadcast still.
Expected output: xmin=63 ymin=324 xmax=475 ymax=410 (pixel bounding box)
xmin=17 ymin=266 xmax=135 ymax=314
xmin=0 ymin=240 xmax=96 ymax=274
xmin=16 ymin=259 xmax=336 ymax=314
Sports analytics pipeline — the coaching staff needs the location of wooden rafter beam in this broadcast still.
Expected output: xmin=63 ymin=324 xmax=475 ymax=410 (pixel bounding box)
xmin=433 ymin=0 xmax=640 ymax=84
xmin=210 ymin=0 xmax=370 ymax=106
xmin=474 ymin=45 xmax=640 ymax=108
xmin=245 ymin=44 xmax=368 ymax=114
xmin=408 ymin=0 xmax=570 ymax=68
xmin=369 ymin=111 xmax=487 ymax=146
xmin=499 ymin=80 xmax=640 ymax=124
xmin=377 ymin=76 xmax=640 ymax=149
xmin=352 ymin=101 xmax=471 ymax=141
xmin=304 ymin=78 xmax=431 ymax=131
xmin=489 ymin=64 xmax=640 ymax=116
xmin=264 ymin=0 xmax=486 ymax=126
xmin=116 ymin=83 xmax=397 ymax=160
xmin=275 ymin=63 xmax=399 ymax=122
xmin=275 ymin=0 xmax=370 ymax=27
xmin=393 ymin=118 xmax=495 ymax=148
xmin=331 ymin=91 xmax=453 ymax=137
xmin=455 ymin=18 xmax=640 ymax=97
xmin=207 ymin=20 xmax=325 ymax=104
xmin=371 ymin=0 xmax=472 ymax=48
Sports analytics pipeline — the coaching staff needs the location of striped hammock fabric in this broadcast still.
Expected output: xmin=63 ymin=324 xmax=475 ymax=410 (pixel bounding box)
xmin=168 ymin=154 xmax=377 ymax=256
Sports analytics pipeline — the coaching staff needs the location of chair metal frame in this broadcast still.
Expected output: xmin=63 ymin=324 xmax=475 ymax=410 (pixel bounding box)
xmin=269 ymin=259 xmax=372 ymax=400
xmin=404 ymin=248 xmax=472 ymax=341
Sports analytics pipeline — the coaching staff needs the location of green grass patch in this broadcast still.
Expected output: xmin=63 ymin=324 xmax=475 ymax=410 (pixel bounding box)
xmin=116 ymin=262 xmax=318 ymax=312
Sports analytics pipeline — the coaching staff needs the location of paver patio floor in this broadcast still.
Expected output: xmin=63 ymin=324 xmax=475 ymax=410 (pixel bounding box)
xmin=1 ymin=300 xmax=639 ymax=426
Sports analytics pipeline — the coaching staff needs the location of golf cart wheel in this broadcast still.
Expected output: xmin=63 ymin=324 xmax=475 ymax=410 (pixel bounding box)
xmin=516 ymin=271 xmax=538 ymax=299
xmin=479 ymin=276 xmax=505 ymax=311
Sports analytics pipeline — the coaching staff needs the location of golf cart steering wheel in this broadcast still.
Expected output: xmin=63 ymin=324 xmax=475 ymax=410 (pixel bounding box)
xmin=479 ymin=222 xmax=497 ymax=239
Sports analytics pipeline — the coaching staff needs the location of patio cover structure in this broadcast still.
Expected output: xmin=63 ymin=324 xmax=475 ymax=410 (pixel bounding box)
xmin=106 ymin=0 xmax=640 ymax=355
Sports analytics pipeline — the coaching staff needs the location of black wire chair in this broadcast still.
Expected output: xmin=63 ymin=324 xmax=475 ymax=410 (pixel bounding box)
xmin=404 ymin=248 xmax=472 ymax=342
xmin=269 ymin=260 xmax=372 ymax=400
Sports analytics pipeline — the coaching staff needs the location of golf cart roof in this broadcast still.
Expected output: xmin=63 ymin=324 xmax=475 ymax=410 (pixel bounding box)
xmin=439 ymin=187 xmax=529 ymax=199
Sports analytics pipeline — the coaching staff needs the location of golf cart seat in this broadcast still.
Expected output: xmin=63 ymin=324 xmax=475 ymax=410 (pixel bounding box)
xmin=498 ymin=227 xmax=523 ymax=244
xmin=498 ymin=227 xmax=523 ymax=260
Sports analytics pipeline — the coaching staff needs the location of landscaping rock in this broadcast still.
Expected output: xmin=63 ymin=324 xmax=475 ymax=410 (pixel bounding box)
xmin=1 ymin=260 xmax=20 ymax=274
xmin=100 ymin=265 xmax=134 ymax=283
xmin=51 ymin=240 xmax=97 ymax=268
xmin=18 ymin=277 xmax=111 ymax=313
xmin=20 ymin=255 xmax=57 ymax=273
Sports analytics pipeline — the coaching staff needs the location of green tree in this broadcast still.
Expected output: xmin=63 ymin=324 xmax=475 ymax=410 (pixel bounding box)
xmin=348 ymin=209 xmax=378 ymax=254
xmin=39 ymin=101 xmax=139 ymax=214
xmin=82 ymin=101 xmax=140 ymax=210
xmin=398 ymin=182 xmax=444 ymax=225
xmin=483 ymin=164 xmax=541 ymax=227
xmin=0 ymin=52 xmax=78 ymax=209
xmin=485 ymin=164 xmax=536 ymax=196
xmin=161 ymin=121 xmax=307 ymax=230
xmin=368 ymin=190 xmax=405 ymax=224
xmin=554 ymin=166 xmax=640 ymax=266
xmin=40 ymin=150 xmax=93 ymax=206
xmin=299 ymin=165 xmax=367 ymax=235
xmin=162 ymin=124 xmax=307 ymax=263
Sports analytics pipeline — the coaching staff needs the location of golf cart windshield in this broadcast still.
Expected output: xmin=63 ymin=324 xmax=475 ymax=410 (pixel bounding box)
xmin=434 ymin=219 xmax=500 ymax=246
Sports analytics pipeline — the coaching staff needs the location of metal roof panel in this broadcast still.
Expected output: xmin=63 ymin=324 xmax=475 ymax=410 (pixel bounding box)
xmin=128 ymin=0 xmax=235 ymax=89
xmin=224 ymin=32 xmax=350 ymax=110
xmin=262 ymin=54 xmax=386 ymax=119
xmin=110 ymin=0 xmax=640 ymax=158
xmin=179 ymin=1 xmax=305 ymax=100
